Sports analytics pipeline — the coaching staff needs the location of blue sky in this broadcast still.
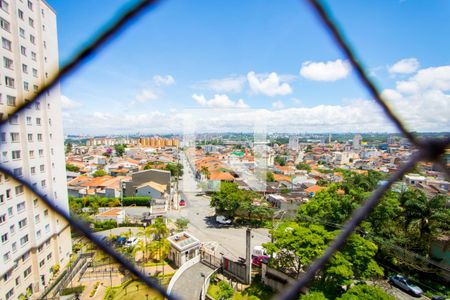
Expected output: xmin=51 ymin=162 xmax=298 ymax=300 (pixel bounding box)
xmin=47 ymin=0 xmax=450 ymax=135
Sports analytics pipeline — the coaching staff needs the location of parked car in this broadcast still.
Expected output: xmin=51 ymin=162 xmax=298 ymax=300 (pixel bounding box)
xmin=179 ymin=199 xmax=186 ymax=206
xmin=125 ymin=237 xmax=138 ymax=247
xmin=389 ymin=274 xmax=423 ymax=297
xmin=215 ymin=215 xmax=232 ymax=225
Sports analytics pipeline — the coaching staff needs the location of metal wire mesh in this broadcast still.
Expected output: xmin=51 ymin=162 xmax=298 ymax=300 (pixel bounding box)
xmin=0 ymin=0 xmax=448 ymax=299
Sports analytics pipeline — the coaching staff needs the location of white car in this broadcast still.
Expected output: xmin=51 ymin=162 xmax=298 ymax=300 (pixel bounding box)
xmin=125 ymin=237 xmax=138 ymax=247
xmin=215 ymin=215 xmax=232 ymax=225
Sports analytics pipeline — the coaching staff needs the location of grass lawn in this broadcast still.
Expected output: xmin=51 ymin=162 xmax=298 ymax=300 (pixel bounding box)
xmin=105 ymin=280 xmax=164 ymax=300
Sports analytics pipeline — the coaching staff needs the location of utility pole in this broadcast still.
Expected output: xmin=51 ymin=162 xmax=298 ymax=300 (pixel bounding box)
xmin=245 ymin=228 xmax=252 ymax=285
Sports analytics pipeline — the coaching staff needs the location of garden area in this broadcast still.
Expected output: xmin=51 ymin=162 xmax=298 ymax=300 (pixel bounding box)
xmin=207 ymin=276 xmax=274 ymax=300
xmin=104 ymin=280 xmax=163 ymax=300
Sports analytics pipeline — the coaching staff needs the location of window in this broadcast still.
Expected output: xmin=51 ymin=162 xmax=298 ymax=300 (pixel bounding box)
xmin=11 ymin=242 xmax=16 ymax=252
xmin=5 ymin=76 xmax=14 ymax=87
xmin=6 ymin=189 xmax=11 ymax=199
xmin=43 ymin=41 xmax=46 ymax=48
xmin=39 ymin=149 xmax=43 ymax=156
xmin=44 ymin=209 xmax=48 ymax=216
xmin=29 ymin=34 xmax=35 ymax=44
xmin=1 ymin=233 xmax=8 ymax=243
xmin=12 ymin=150 xmax=20 ymax=160
xmin=33 ymin=199 xmax=38 ymax=206
xmin=29 ymin=150 xmax=34 ymax=158
xmin=2 ymin=151 xmax=7 ymax=162
xmin=39 ymin=164 xmax=44 ymax=172
xmin=8 ymin=114 xmax=18 ymax=124
xmin=28 ymin=17 xmax=34 ymax=28
xmin=35 ymin=101 xmax=40 ymax=110
xmin=3 ymin=251 xmax=10 ymax=262
xmin=9 ymin=224 xmax=14 ymax=234
xmin=7 ymin=207 xmax=12 ymax=216
xmin=27 ymin=134 xmax=32 ymax=142
xmin=45 ymin=224 xmax=49 ymax=232
xmin=34 ymin=214 xmax=40 ymax=223
xmin=20 ymin=234 xmax=29 ymax=245
xmin=41 ymin=179 xmax=46 ymax=187
xmin=18 ymin=218 xmax=27 ymax=229
xmin=47 ymin=253 xmax=52 ymax=260
xmin=27 ymin=0 xmax=32 ymax=11
xmin=22 ymin=252 xmax=30 ymax=261
xmin=0 ymin=17 xmax=10 ymax=32
xmin=37 ymin=133 xmax=43 ymax=141
xmin=15 ymin=185 xmax=24 ymax=195
xmin=0 ymin=214 xmax=5 ymax=224
xmin=2 ymin=37 xmax=11 ymax=50
xmin=23 ymin=81 xmax=29 ymax=91
xmin=36 ymin=230 xmax=41 ymax=240
xmin=32 ymin=68 xmax=37 ymax=77
xmin=0 ymin=0 xmax=9 ymax=13
xmin=22 ymin=64 xmax=28 ymax=73
xmin=0 ymin=93 xmax=2 ymax=104
xmin=48 ymin=118 xmax=52 ymax=125
xmin=30 ymin=166 xmax=35 ymax=174
xmin=7 ymin=95 xmax=16 ymax=106
xmin=33 ymin=84 xmax=38 ymax=92
xmin=13 ymin=168 xmax=22 ymax=177
xmin=39 ymin=258 xmax=44 ymax=267
xmin=17 ymin=202 xmax=25 ymax=212
xmin=10 ymin=132 xmax=19 ymax=142
xmin=19 ymin=27 xmax=25 ymax=37
xmin=18 ymin=9 xmax=24 ymax=20
xmin=26 ymin=116 xmax=31 ymax=124
xmin=20 ymin=45 xmax=26 ymax=56
xmin=0 ymin=195 xmax=4 ymax=204
xmin=31 ymin=51 xmax=36 ymax=61
xmin=24 ymin=266 xmax=31 ymax=277
xmin=0 ymin=132 xmax=5 ymax=142
xmin=5 ymin=288 xmax=14 ymax=300
xmin=3 ymin=56 xmax=13 ymax=69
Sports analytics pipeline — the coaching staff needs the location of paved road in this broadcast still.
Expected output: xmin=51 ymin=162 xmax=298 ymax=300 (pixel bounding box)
xmin=166 ymin=152 xmax=270 ymax=259
xmin=171 ymin=263 xmax=216 ymax=300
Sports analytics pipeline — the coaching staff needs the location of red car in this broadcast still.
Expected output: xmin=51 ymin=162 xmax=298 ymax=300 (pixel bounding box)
xmin=179 ymin=199 xmax=186 ymax=206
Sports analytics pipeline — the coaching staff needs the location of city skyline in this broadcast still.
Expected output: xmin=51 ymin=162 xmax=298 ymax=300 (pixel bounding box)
xmin=47 ymin=0 xmax=450 ymax=135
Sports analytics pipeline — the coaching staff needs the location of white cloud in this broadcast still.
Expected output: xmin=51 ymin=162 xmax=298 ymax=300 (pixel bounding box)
xmin=135 ymin=88 xmax=158 ymax=102
xmin=300 ymin=59 xmax=351 ymax=81
xmin=192 ymin=94 xmax=249 ymax=108
xmin=61 ymin=95 xmax=82 ymax=110
xmin=272 ymin=100 xmax=284 ymax=109
xmin=194 ymin=76 xmax=246 ymax=93
xmin=153 ymin=75 xmax=175 ymax=86
xmin=247 ymin=71 xmax=292 ymax=96
xmin=388 ymin=58 xmax=420 ymax=74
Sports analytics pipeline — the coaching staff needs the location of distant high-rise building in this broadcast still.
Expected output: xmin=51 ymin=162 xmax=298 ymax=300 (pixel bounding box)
xmin=288 ymin=136 xmax=299 ymax=151
xmin=353 ymin=134 xmax=362 ymax=150
xmin=0 ymin=1 xmax=72 ymax=298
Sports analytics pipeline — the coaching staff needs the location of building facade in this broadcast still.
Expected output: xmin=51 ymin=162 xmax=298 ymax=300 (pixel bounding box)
xmin=0 ymin=1 xmax=71 ymax=299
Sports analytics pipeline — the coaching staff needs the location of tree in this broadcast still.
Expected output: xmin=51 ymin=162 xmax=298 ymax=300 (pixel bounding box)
xmin=275 ymin=155 xmax=286 ymax=166
xmin=200 ymin=166 xmax=210 ymax=179
xmin=217 ymin=281 xmax=234 ymax=300
xmin=175 ymin=217 xmax=189 ymax=231
xmin=66 ymin=142 xmax=73 ymax=154
xmin=264 ymin=222 xmax=333 ymax=278
xmin=266 ymin=172 xmax=275 ymax=182
xmin=165 ymin=163 xmax=184 ymax=177
xmin=296 ymin=162 xmax=312 ymax=172
xmin=114 ymin=144 xmax=126 ymax=157
xmin=93 ymin=170 xmax=108 ymax=177
xmin=300 ymin=291 xmax=328 ymax=300
xmin=337 ymin=284 xmax=394 ymax=300
xmin=66 ymin=164 xmax=80 ymax=172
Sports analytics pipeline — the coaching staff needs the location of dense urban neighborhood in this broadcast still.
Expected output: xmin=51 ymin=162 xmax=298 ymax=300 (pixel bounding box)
xmin=54 ymin=133 xmax=449 ymax=299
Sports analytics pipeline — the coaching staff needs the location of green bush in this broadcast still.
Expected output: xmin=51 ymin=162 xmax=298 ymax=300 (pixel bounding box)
xmin=60 ymin=285 xmax=85 ymax=296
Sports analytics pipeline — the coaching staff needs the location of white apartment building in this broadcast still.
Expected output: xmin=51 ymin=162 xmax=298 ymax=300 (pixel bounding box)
xmin=0 ymin=1 xmax=71 ymax=299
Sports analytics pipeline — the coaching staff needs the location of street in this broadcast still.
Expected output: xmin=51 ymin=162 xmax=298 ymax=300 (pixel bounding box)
xmin=166 ymin=151 xmax=270 ymax=259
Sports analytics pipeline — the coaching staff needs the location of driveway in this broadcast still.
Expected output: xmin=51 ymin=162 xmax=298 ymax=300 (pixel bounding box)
xmin=171 ymin=262 xmax=216 ymax=300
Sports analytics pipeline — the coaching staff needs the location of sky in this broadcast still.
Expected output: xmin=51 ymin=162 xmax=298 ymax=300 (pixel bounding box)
xmin=46 ymin=0 xmax=450 ymax=135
